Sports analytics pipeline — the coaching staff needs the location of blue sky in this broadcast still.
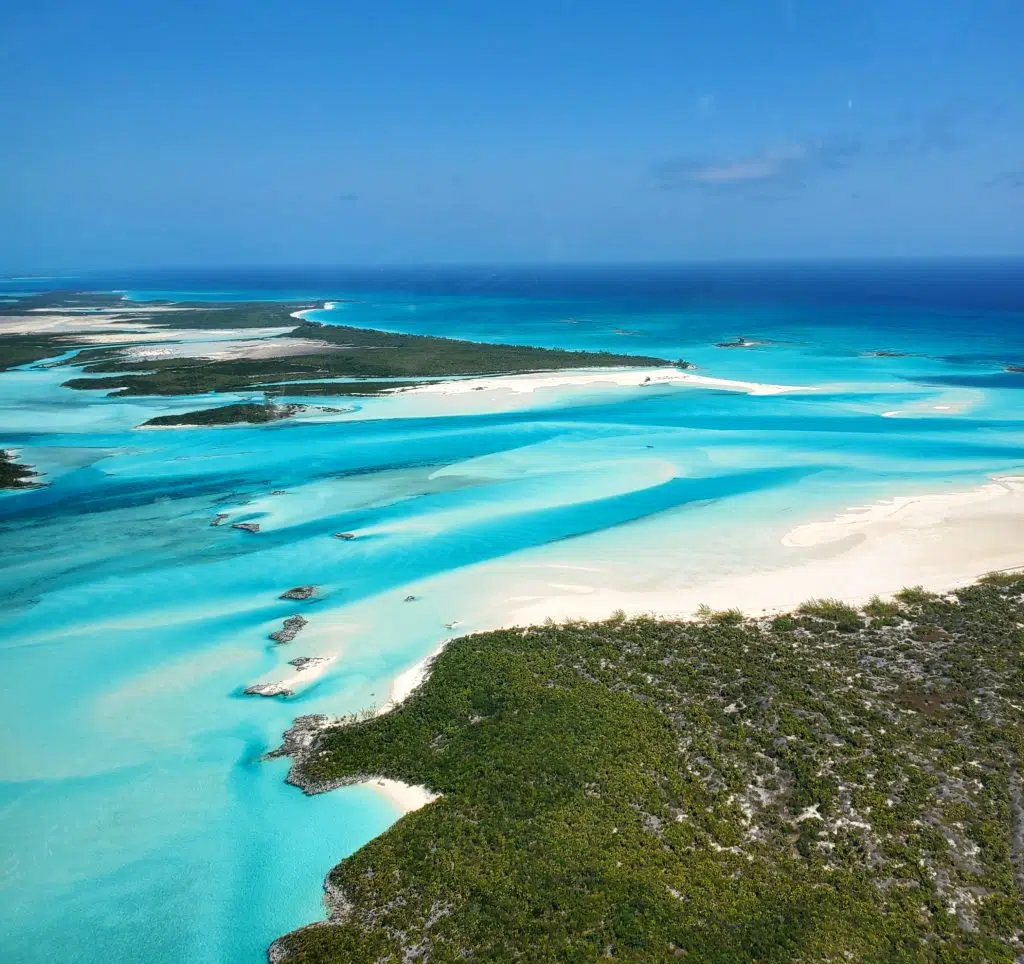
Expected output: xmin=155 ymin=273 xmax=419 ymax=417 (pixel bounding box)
xmin=2 ymin=0 xmax=1022 ymax=270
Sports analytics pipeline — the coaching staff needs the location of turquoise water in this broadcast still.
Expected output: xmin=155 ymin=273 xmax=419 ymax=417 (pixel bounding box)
xmin=2 ymin=265 xmax=1023 ymax=962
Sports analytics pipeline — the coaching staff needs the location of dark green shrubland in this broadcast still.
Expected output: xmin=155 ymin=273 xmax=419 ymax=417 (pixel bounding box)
xmin=273 ymin=581 xmax=1024 ymax=963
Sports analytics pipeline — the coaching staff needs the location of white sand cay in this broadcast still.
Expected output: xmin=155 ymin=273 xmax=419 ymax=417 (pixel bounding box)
xmin=362 ymin=778 xmax=440 ymax=814
xmin=501 ymin=475 xmax=1024 ymax=624
xmin=389 ymin=367 xmax=813 ymax=398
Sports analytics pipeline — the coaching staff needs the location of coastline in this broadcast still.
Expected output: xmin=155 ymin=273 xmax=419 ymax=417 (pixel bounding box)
xmin=273 ymin=471 xmax=1024 ymax=741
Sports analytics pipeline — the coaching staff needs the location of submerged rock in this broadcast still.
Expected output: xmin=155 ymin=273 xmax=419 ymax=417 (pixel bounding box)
xmin=210 ymin=513 xmax=229 ymax=527
xmin=232 ymin=522 xmax=260 ymax=533
xmin=270 ymin=615 xmax=308 ymax=643
xmin=404 ymin=594 xmax=419 ymax=602
xmin=866 ymin=350 xmax=911 ymax=358
xmin=1007 ymin=364 xmax=1024 ymax=373
xmin=271 ymin=489 xmax=287 ymax=495
xmin=334 ymin=531 xmax=357 ymax=540
xmin=280 ymin=585 xmax=318 ymax=601
xmin=244 ymin=681 xmax=293 ymax=698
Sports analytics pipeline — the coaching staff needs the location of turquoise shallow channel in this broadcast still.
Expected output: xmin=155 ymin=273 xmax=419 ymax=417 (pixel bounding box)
xmin=1 ymin=264 xmax=1024 ymax=963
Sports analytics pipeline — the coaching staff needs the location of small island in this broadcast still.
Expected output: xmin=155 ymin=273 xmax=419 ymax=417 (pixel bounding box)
xmin=270 ymin=575 xmax=1024 ymax=963
xmin=143 ymin=401 xmax=308 ymax=427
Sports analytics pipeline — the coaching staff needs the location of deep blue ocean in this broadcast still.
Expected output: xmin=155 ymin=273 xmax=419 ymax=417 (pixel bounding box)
xmin=1 ymin=263 xmax=1023 ymax=963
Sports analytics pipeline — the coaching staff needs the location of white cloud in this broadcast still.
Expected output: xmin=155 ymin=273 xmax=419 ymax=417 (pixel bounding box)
xmin=690 ymin=144 xmax=807 ymax=184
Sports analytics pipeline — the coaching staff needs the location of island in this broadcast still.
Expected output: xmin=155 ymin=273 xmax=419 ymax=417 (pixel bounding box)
xmin=269 ymin=575 xmax=1024 ymax=962
xmin=143 ymin=401 xmax=312 ymax=427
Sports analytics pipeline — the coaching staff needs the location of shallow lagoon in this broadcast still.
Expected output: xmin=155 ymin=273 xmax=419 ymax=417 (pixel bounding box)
xmin=1 ymin=265 xmax=1023 ymax=962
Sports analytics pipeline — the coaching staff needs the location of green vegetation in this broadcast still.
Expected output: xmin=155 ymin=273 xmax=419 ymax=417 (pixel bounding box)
xmin=865 ymin=595 xmax=903 ymax=619
xmin=273 ymin=580 xmax=1024 ymax=963
xmin=980 ymin=570 xmax=1024 ymax=588
xmin=3 ymin=291 xmax=676 ymax=392
xmin=64 ymin=321 xmax=673 ymax=397
xmin=796 ymin=597 xmax=863 ymax=632
xmin=143 ymin=401 xmax=308 ymax=427
xmin=0 ymin=450 xmax=43 ymax=489
xmin=0 ymin=335 xmax=72 ymax=372
xmin=895 ymin=586 xmax=940 ymax=606
xmin=696 ymin=603 xmax=745 ymax=626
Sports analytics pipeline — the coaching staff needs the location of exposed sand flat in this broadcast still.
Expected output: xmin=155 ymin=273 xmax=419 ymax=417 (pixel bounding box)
xmin=1 ymin=313 xmax=162 ymax=336
xmin=781 ymin=478 xmax=1024 ymax=548
xmin=362 ymin=778 xmax=440 ymax=814
xmin=2 ymin=312 xmax=295 ymax=342
xmin=243 ymin=654 xmax=338 ymax=697
xmin=71 ymin=327 xmax=300 ymax=348
xmin=388 ymin=366 xmax=813 ymax=397
xmin=116 ymin=336 xmax=339 ymax=361
xmin=26 ymin=305 xmax=222 ymax=314
xmin=500 ymin=475 xmax=1024 ymax=625
xmin=1 ymin=311 xmax=347 ymax=361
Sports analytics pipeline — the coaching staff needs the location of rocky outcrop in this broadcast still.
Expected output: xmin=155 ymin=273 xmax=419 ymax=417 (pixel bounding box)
xmin=244 ymin=681 xmax=293 ymax=698
xmin=263 ymin=713 xmax=333 ymax=761
xmin=269 ymin=615 xmax=308 ymax=644
xmin=288 ymin=656 xmax=331 ymax=672
xmin=232 ymin=522 xmax=261 ymax=533
xmin=280 ymin=585 xmax=318 ymax=601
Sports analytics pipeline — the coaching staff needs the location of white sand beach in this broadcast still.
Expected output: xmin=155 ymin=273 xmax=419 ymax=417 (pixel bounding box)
xmin=389 ymin=366 xmax=814 ymax=397
xmin=362 ymin=778 xmax=440 ymax=814
xmin=375 ymin=640 xmax=449 ymax=716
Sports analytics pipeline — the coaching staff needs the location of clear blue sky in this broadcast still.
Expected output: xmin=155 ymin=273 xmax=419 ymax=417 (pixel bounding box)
xmin=2 ymin=0 xmax=1022 ymax=271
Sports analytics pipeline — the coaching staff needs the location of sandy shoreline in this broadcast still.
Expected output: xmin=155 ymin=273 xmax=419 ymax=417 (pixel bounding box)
xmin=375 ymin=641 xmax=449 ymax=717
xmin=365 ymin=473 xmax=1024 ymax=730
xmin=361 ymin=778 xmax=440 ymax=814
xmin=388 ymin=366 xmax=813 ymax=397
